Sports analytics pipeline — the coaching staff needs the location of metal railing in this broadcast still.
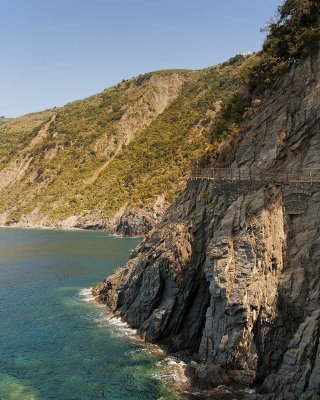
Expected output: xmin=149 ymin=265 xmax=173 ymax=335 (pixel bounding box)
xmin=190 ymin=167 xmax=320 ymax=184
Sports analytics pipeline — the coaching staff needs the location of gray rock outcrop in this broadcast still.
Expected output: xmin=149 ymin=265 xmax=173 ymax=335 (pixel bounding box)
xmin=94 ymin=45 xmax=320 ymax=398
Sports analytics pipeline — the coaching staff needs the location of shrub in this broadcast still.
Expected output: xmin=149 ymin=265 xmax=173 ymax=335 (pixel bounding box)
xmin=135 ymin=73 xmax=152 ymax=86
xmin=247 ymin=0 xmax=320 ymax=93
xmin=212 ymin=92 xmax=251 ymax=139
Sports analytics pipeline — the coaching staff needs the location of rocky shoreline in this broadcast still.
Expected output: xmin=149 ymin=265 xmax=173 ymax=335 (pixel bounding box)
xmin=82 ymin=286 xmax=194 ymax=399
xmin=92 ymin=47 xmax=320 ymax=399
xmin=91 ymin=286 xmax=258 ymax=400
xmin=0 ymin=198 xmax=168 ymax=236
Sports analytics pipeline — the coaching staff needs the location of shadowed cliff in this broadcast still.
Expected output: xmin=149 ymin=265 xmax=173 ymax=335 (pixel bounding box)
xmin=94 ymin=43 xmax=320 ymax=398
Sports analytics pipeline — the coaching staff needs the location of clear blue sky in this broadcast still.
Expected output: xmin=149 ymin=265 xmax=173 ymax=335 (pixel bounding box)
xmin=0 ymin=0 xmax=281 ymax=118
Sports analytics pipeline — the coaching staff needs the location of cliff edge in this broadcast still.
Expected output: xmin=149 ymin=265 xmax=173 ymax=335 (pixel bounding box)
xmin=94 ymin=44 xmax=320 ymax=398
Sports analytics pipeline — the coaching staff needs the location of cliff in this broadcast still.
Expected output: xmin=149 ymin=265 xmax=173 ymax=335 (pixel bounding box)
xmin=94 ymin=45 xmax=320 ymax=398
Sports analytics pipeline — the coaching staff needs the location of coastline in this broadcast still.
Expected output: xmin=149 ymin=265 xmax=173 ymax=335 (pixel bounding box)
xmin=0 ymin=224 xmax=84 ymax=232
xmin=0 ymin=223 xmax=144 ymax=238
xmin=87 ymin=288 xmax=258 ymax=400
xmin=0 ymin=199 xmax=167 ymax=237
xmin=0 ymin=229 xmax=153 ymax=399
xmin=80 ymin=287 xmax=191 ymax=398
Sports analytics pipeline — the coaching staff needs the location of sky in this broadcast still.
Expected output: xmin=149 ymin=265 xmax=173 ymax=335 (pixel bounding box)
xmin=0 ymin=0 xmax=281 ymax=118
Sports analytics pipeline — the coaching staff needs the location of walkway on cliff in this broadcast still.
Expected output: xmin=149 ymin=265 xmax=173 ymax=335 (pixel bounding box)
xmin=190 ymin=167 xmax=320 ymax=184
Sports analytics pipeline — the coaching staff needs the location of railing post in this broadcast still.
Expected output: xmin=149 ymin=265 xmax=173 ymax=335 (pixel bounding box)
xmin=310 ymin=170 xmax=313 ymax=184
xmin=238 ymin=169 xmax=241 ymax=181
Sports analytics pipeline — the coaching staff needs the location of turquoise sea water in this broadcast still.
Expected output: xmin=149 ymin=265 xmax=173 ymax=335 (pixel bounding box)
xmin=0 ymin=228 xmax=184 ymax=400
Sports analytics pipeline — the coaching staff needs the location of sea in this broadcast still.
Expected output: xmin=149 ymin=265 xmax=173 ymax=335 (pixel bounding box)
xmin=0 ymin=228 xmax=188 ymax=400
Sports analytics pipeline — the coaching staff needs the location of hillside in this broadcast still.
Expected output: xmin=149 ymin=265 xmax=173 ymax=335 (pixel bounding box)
xmin=95 ymin=41 xmax=320 ymax=399
xmin=93 ymin=1 xmax=320 ymax=397
xmin=0 ymin=58 xmax=250 ymax=234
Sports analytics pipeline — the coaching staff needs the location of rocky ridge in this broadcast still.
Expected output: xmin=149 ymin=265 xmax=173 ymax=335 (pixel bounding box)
xmin=0 ymin=72 xmax=185 ymax=234
xmin=94 ymin=45 xmax=320 ymax=398
xmin=0 ymin=61 xmax=245 ymax=235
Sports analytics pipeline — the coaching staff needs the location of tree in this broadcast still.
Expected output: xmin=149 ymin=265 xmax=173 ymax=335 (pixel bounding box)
xmin=247 ymin=0 xmax=320 ymax=93
xmin=279 ymin=0 xmax=317 ymax=25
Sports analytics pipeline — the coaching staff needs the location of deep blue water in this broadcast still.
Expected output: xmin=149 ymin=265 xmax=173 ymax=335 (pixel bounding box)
xmin=0 ymin=228 xmax=183 ymax=400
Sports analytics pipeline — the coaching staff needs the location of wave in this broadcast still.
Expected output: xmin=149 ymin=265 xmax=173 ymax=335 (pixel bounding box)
xmin=78 ymin=287 xmax=190 ymax=393
xmin=78 ymin=287 xmax=95 ymax=303
xmin=154 ymin=357 xmax=188 ymax=384
xmin=107 ymin=316 xmax=138 ymax=337
xmin=78 ymin=288 xmax=137 ymax=337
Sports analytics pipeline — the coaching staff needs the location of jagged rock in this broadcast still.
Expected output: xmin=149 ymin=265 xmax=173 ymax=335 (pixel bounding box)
xmin=185 ymin=362 xmax=255 ymax=390
xmin=94 ymin=45 xmax=320 ymax=397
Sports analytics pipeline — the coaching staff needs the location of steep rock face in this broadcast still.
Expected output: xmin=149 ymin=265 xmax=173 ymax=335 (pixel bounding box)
xmin=95 ymin=46 xmax=320 ymax=397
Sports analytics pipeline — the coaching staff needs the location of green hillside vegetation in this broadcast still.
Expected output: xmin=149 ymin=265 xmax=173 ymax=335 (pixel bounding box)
xmin=0 ymin=110 xmax=57 ymax=170
xmin=247 ymin=0 xmax=320 ymax=92
xmin=87 ymin=62 xmax=246 ymax=215
xmin=0 ymin=58 xmax=251 ymax=224
xmin=2 ymin=0 xmax=315 ymax=226
xmin=200 ymin=0 xmax=320 ymax=166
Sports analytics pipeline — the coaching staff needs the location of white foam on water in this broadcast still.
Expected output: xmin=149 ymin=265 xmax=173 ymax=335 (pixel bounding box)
xmin=78 ymin=288 xmax=137 ymax=337
xmin=154 ymin=357 xmax=188 ymax=384
xmin=108 ymin=316 xmax=138 ymax=337
xmin=78 ymin=287 xmax=190 ymax=393
xmin=145 ymin=342 xmax=165 ymax=356
xmin=78 ymin=287 xmax=95 ymax=303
